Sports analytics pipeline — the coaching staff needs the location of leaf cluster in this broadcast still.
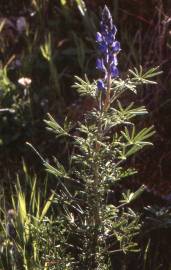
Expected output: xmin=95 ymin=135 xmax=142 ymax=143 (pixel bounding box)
xmin=42 ymin=65 xmax=160 ymax=268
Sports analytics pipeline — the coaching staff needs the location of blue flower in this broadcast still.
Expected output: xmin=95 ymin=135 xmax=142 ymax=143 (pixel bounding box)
xmin=96 ymin=5 xmax=121 ymax=92
xmin=102 ymin=6 xmax=113 ymax=30
xmin=110 ymin=65 xmax=119 ymax=78
xmin=111 ymin=41 xmax=120 ymax=53
xmin=111 ymin=25 xmax=117 ymax=36
xmin=96 ymin=58 xmax=106 ymax=73
xmin=97 ymin=79 xmax=105 ymax=91
xmin=96 ymin=32 xmax=103 ymax=43
xmin=102 ymin=5 xmax=111 ymax=21
xmin=98 ymin=42 xmax=108 ymax=54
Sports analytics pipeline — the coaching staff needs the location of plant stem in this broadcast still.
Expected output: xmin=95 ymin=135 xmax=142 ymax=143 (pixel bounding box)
xmin=104 ymin=70 xmax=111 ymax=112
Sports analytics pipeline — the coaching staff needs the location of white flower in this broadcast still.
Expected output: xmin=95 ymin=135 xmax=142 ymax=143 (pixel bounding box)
xmin=18 ymin=77 xmax=32 ymax=87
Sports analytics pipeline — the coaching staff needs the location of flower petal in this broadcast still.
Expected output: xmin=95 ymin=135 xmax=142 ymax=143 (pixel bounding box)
xmin=110 ymin=65 xmax=119 ymax=78
xmin=96 ymin=32 xmax=102 ymax=43
xmin=96 ymin=58 xmax=106 ymax=72
xmin=97 ymin=79 xmax=105 ymax=91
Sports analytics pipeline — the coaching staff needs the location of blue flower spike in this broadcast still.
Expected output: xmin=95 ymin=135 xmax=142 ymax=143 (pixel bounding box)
xmin=96 ymin=5 xmax=121 ymax=99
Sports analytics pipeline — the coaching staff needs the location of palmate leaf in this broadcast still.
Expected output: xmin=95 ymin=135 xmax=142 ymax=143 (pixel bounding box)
xmin=121 ymin=125 xmax=155 ymax=144
xmin=73 ymin=75 xmax=96 ymax=96
xmin=116 ymin=101 xmax=148 ymax=119
xmin=77 ymin=123 xmax=89 ymax=134
xmin=115 ymin=168 xmax=137 ymax=181
xmin=120 ymin=125 xmax=155 ymax=157
xmin=106 ymin=102 xmax=148 ymax=128
xmin=110 ymin=66 xmax=162 ymax=99
xmin=111 ymin=78 xmax=137 ymax=94
xmin=120 ymin=190 xmax=135 ymax=204
xmin=129 ymin=66 xmax=162 ymax=85
xmin=120 ymin=185 xmax=146 ymax=204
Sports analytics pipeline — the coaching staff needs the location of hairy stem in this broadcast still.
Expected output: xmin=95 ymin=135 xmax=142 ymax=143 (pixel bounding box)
xmin=104 ymin=69 xmax=112 ymax=112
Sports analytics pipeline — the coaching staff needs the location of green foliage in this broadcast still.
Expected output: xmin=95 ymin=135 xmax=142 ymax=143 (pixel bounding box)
xmin=44 ymin=113 xmax=72 ymax=138
xmin=0 ymin=64 xmax=15 ymax=95
xmin=73 ymin=75 xmax=97 ymax=96
xmin=0 ymin=63 xmax=33 ymax=146
xmin=129 ymin=66 xmax=163 ymax=85
xmin=0 ymin=0 xmax=97 ymax=149
xmin=0 ymin=164 xmax=74 ymax=270
xmin=43 ymin=63 xmax=160 ymax=269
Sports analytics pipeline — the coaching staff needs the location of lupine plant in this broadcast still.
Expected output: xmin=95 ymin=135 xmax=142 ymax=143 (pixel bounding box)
xmin=41 ymin=5 xmax=162 ymax=269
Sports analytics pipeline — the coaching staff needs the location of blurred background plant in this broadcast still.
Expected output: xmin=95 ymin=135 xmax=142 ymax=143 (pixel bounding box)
xmin=0 ymin=163 xmax=74 ymax=270
xmin=0 ymin=0 xmax=171 ymax=269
